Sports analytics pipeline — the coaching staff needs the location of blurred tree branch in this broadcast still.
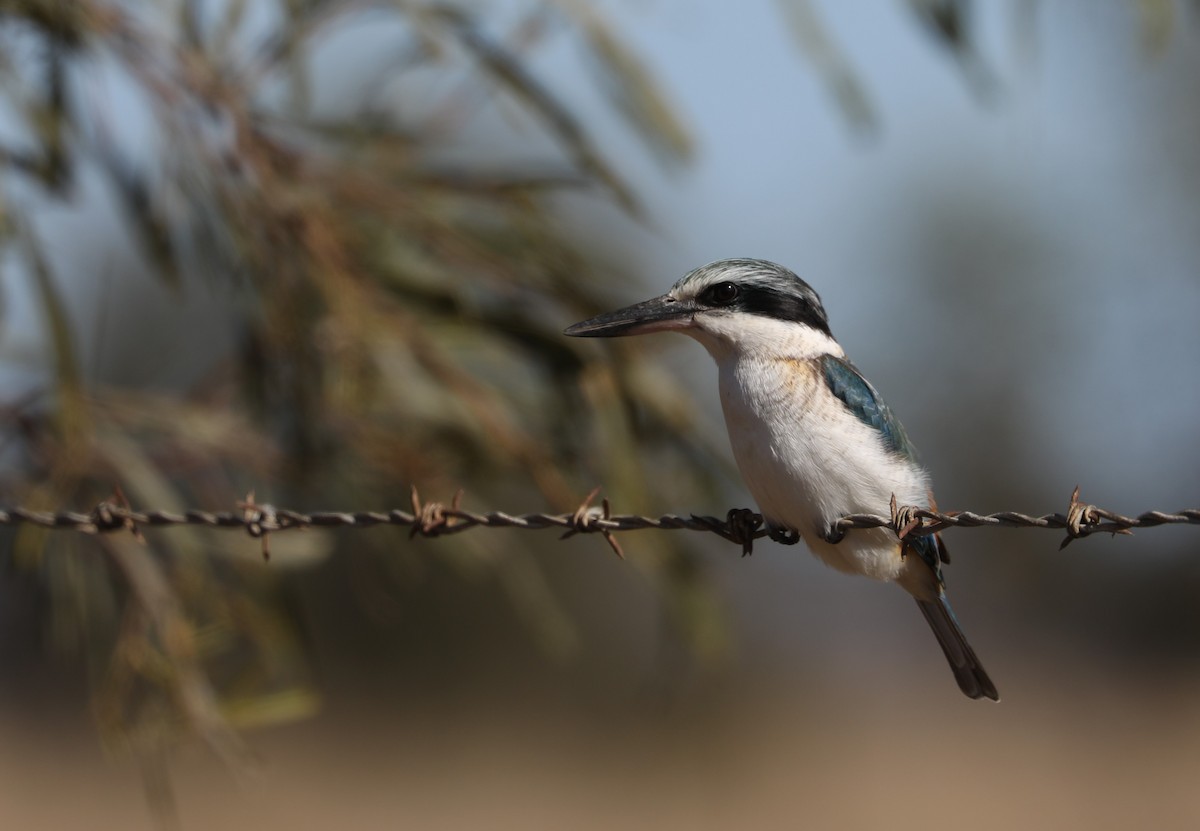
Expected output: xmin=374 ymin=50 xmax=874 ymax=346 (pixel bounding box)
xmin=0 ymin=0 xmax=718 ymax=799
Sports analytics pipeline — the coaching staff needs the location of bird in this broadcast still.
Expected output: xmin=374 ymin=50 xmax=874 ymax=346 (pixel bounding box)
xmin=564 ymin=258 xmax=998 ymax=701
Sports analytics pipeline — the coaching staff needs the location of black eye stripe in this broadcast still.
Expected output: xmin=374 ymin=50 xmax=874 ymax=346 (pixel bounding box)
xmin=737 ymin=285 xmax=831 ymax=336
xmin=696 ymin=281 xmax=831 ymax=336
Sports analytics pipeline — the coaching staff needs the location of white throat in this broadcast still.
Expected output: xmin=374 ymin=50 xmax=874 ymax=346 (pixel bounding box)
xmin=682 ymin=311 xmax=844 ymax=364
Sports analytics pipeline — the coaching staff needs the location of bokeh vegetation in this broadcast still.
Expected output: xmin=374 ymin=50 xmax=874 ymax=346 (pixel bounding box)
xmin=0 ymin=0 xmax=732 ymax=780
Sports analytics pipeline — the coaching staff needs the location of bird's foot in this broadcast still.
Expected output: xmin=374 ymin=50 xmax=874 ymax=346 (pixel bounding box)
xmin=724 ymin=508 xmax=762 ymax=557
xmin=820 ymin=523 xmax=846 ymax=545
xmin=768 ymin=524 xmax=801 ymax=545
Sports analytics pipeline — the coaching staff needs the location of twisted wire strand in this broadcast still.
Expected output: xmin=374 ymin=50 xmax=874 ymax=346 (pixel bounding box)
xmin=4 ymin=486 xmax=1200 ymax=556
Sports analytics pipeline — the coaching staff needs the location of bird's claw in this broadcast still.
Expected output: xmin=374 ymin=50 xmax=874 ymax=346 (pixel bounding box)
xmin=768 ymin=524 xmax=801 ymax=545
xmin=821 ymin=523 xmax=846 ymax=545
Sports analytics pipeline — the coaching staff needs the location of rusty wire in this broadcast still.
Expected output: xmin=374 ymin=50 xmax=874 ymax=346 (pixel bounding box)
xmin=3 ymin=486 xmax=1200 ymax=558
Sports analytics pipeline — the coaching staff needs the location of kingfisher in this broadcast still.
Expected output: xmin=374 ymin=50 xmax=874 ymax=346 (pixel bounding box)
xmin=564 ymin=258 xmax=998 ymax=701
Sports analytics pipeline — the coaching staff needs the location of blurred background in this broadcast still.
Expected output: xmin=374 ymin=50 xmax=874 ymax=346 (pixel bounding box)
xmin=2 ymin=0 xmax=1200 ymax=828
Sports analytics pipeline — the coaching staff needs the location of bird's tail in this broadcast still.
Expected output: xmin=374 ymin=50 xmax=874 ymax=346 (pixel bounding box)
xmin=916 ymin=594 xmax=999 ymax=701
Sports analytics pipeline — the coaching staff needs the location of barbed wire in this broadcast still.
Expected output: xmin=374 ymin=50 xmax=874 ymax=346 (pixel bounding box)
xmin=4 ymin=486 xmax=1199 ymax=559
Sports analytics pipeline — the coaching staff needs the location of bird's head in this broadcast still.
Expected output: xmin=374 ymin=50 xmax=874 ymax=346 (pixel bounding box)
xmin=564 ymin=258 xmax=840 ymax=361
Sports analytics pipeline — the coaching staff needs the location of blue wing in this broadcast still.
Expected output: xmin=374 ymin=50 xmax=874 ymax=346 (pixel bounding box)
xmin=819 ymin=354 xmax=918 ymax=463
xmin=820 ymin=355 xmax=945 ymax=575
xmin=906 ymin=530 xmax=949 ymax=577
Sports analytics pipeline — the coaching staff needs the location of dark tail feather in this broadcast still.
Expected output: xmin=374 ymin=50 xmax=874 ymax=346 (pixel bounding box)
xmin=916 ymin=595 xmax=999 ymax=702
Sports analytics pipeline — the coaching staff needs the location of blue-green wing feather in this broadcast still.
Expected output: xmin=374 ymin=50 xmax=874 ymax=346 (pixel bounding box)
xmin=906 ymin=532 xmax=948 ymax=578
xmin=819 ymin=355 xmax=917 ymax=462
xmin=820 ymin=355 xmax=942 ymax=575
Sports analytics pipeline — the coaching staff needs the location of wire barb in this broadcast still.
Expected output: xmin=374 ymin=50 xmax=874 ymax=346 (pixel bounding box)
xmin=408 ymin=486 xmax=463 ymax=539
xmin=889 ymin=493 xmax=924 ymax=542
xmin=237 ymin=491 xmax=277 ymax=561
xmin=560 ymin=487 xmax=625 ymax=559
xmin=1059 ymin=484 xmax=1132 ymax=550
xmin=91 ymin=485 xmax=146 ymax=543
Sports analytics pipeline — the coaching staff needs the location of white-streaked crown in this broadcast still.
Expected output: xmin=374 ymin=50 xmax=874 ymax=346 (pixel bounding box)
xmin=669 ymin=258 xmax=844 ymax=363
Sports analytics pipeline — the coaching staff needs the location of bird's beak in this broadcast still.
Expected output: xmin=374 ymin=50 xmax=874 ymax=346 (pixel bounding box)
xmin=563 ymin=294 xmax=694 ymax=338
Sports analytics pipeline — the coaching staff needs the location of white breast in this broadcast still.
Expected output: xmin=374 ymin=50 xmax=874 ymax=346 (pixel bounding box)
xmin=716 ymin=355 xmax=931 ymax=584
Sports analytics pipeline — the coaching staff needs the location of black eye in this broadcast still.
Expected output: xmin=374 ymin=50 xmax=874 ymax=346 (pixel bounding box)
xmin=703 ymin=281 xmax=740 ymax=306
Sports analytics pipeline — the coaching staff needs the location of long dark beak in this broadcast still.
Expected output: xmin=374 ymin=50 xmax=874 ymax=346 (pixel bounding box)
xmin=563 ymin=294 xmax=694 ymax=338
